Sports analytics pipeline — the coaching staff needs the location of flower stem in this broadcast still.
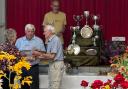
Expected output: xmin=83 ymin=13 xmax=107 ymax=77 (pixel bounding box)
xmin=9 ymin=71 xmax=12 ymax=89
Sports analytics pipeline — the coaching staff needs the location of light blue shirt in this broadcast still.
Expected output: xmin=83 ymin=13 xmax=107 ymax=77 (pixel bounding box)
xmin=15 ymin=36 xmax=46 ymax=65
xmin=47 ymin=35 xmax=64 ymax=61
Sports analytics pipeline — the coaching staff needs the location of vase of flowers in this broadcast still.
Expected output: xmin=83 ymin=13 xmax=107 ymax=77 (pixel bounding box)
xmin=0 ymin=51 xmax=32 ymax=89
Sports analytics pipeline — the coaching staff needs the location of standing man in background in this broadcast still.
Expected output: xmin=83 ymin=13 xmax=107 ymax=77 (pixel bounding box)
xmin=43 ymin=0 xmax=67 ymax=45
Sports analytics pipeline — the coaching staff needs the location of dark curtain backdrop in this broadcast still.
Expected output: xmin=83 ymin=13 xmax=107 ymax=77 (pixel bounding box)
xmin=6 ymin=0 xmax=128 ymax=47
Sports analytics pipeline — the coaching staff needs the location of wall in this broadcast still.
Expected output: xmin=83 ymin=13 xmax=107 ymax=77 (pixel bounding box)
xmin=0 ymin=0 xmax=6 ymax=43
xmin=6 ymin=0 xmax=128 ymax=46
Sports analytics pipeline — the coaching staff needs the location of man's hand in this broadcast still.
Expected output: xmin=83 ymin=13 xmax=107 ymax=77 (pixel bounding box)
xmin=32 ymin=50 xmax=42 ymax=57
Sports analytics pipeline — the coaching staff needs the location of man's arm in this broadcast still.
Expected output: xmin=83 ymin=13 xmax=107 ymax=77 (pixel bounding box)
xmin=60 ymin=13 xmax=67 ymax=33
xmin=33 ymin=38 xmax=60 ymax=60
xmin=32 ymin=51 xmax=55 ymax=60
xmin=15 ymin=38 xmax=21 ymax=50
xmin=40 ymin=53 xmax=56 ymax=60
xmin=42 ymin=14 xmax=48 ymax=26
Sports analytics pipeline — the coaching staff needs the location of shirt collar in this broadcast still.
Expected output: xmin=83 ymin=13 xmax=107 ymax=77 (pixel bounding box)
xmin=51 ymin=11 xmax=60 ymax=14
xmin=23 ymin=35 xmax=36 ymax=41
xmin=48 ymin=35 xmax=56 ymax=42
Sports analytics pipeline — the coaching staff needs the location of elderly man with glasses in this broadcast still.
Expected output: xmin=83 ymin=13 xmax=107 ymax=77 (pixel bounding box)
xmin=33 ymin=24 xmax=64 ymax=89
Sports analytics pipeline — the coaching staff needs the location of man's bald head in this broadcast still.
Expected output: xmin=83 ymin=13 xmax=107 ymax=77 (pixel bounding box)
xmin=51 ymin=0 xmax=60 ymax=13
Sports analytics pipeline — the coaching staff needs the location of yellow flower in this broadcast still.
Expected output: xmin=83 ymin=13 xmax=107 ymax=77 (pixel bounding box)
xmin=14 ymin=75 xmax=22 ymax=81
xmin=105 ymin=85 xmax=111 ymax=89
xmin=0 ymin=51 xmax=16 ymax=61
xmin=0 ymin=51 xmax=32 ymax=88
xmin=0 ymin=70 xmax=6 ymax=79
xmin=0 ymin=74 xmax=4 ymax=79
xmin=13 ymin=83 xmax=21 ymax=89
xmin=13 ymin=58 xmax=31 ymax=75
xmin=110 ymin=64 xmax=119 ymax=68
xmin=21 ymin=76 xmax=32 ymax=86
xmin=13 ymin=75 xmax=22 ymax=89
xmin=8 ymin=66 xmax=13 ymax=71
xmin=0 ymin=70 xmax=4 ymax=74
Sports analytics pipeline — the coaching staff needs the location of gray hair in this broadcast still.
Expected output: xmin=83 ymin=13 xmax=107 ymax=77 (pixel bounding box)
xmin=45 ymin=24 xmax=55 ymax=34
xmin=25 ymin=24 xmax=35 ymax=31
xmin=5 ymin=28 xmax=17 ymax=41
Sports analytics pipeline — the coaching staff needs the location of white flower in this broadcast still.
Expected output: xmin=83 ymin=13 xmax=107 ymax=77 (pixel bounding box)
xmin=0 ymin=79 xmax=3 ymax=83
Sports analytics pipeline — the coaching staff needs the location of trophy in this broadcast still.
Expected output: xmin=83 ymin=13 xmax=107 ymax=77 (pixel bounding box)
xmin=70 ymin=26 xmax=80 ymax=44
xmin=80 ymin=11 xmax=93 ymax=38
xmin=84 ymin=11 xmax=90 ymax=25
xmin=92 ymin=15 xmax=100 ymax=46
xmin=92 ymin=37 xmax=97 ymax=46
xmin=67 ymin=26 xmax=80 ymax=55
xmin=92 ymin=15 xmax=100 ymax=30
xmin=73 ymin=15 xmax=83 ymax=26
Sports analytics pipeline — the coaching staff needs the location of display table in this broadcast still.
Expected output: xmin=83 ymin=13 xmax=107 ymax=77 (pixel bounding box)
xmin=65 ymin=33 xmax=101 ymax=66
xmin=39 ymin=65 xmax=111 ymax=89
xmin=65 ymin=55 xmax=99 ymax=66
xmin=39 ymin=74 xmax=113 ymax=89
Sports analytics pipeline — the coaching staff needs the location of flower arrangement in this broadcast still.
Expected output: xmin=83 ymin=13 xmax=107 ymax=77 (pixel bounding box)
xmin=80 ymin=79 xmax=112 ymax=89
xmin=0 ymin=51 xmax=32 ymax=89
xmin=80 ymin=73 xmax=128 ymax=89
xmin=80 ymin=48 xmax=128 ymax=89
xmin=109 ymin=47 xmax=128 ymax=78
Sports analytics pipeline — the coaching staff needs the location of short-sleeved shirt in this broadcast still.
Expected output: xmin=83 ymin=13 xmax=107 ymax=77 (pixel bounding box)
xmin=15 ymin=36 xmax=46 ymax=65
xmin=47 ymin=35 xmax=63 ymax=61
xmin=43 ymin=11 xmax=67 ymax=44
xmin=15 ymin=36 xmax=45 ymax=51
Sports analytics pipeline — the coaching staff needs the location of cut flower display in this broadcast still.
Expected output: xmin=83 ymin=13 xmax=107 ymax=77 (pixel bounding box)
xmin=0 ymin=51 xmax=32 ymax=89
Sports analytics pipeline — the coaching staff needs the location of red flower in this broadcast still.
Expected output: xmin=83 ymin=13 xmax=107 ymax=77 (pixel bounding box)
xmin=107 ymin=79 xmax=112 ymax=83
xmin=114 ymin=73 xmax=125 ymax=84
xmin=112 ymin=73 xmax=126 ymax=88
xmin=112 ymin=82 xmax=118 ymax=88
xmin=125 ymin=47 xmax=128 ymax=53
xmin=120 ymin=81 xmax=128 ymax=89
xmin=80 ymin=80 xmax=88 ymax=87
xmin=91 ymin=80 xmax=103 ymax=89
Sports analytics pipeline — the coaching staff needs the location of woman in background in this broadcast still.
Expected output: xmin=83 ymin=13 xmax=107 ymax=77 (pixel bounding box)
xmin=0 ymin=28 xmax=19 ymax=56
xmin=0 ymin=28 xmax=20 ymax=89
